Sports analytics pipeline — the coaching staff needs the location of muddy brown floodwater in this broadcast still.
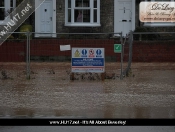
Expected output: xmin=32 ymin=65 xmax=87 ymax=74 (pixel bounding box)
xmin=0 ymin=62 xmax=175 ymax=118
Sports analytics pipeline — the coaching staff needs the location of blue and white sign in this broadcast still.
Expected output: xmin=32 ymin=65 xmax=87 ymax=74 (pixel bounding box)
xmin=71 ymin=48 xmax=105 ymax=73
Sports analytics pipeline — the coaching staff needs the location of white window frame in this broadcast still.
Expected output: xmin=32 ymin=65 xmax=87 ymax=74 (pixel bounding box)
xmin=143 ymin=0 xmax=175 ymax=27
xmin=65 ymin=0 xmax=101 ymax=27
xmin=0 ymin=0 xmax=16 ymax=25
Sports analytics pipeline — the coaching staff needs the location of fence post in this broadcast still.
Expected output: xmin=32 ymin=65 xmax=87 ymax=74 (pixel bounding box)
xmin=28 ymin=32 xmax=31 ymax=78
xmin=122 ymin=31 xmax=133 ymax=77
xmin=128 ymin=31 xmax=133 ymax=72
xmin=26 ymin=32 xmax=30 ymax=79
xmin=120 ymin=32 xmax=123 ymax=80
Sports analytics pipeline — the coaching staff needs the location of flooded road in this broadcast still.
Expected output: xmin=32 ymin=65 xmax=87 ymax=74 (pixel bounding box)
xmin=0 ymin=62 xmax=175 ymax=118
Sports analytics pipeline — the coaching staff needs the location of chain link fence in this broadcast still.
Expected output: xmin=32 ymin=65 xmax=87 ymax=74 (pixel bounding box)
xmin=28 ymin=32 xmax=125 ymax=82
xmin=1 ymin=31 xmax=175 ymax=83
xmin=1 ymin=32 xmax=131 ymax=83
xmin=0 ymin=32 xmax=27 ymax=81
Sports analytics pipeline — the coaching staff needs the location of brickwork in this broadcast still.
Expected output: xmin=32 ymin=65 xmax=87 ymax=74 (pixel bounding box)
xmin=0 ymin=40 xmax=175 ymax=62
xmin=56 ymin=0 xmax=67 ymax=33
xmin=0 ymin=41 xmax=26 ymax=62
xmin=100 ymin=0 xmax=114 ymax=33
xmin=132 ymin=41 xmax=175 ymax=62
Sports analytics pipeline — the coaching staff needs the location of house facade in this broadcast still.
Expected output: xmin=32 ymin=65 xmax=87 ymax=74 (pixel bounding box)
xmin=34 ymin=0 xmax=136 ymax=37
xmin=34 ymin=0 xmax=175 ymax=38
xmin=1 ymin=0 xmax=175 ymax=37
xmin=0 ymin=0 xmax=137 ymax=37
xmin=1 ymin=0 xmax=175 ymax=62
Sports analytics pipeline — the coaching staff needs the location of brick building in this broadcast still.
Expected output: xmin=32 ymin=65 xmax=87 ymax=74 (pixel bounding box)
xmin=34 ymin=0 xmax=136 ymax=37
xmin=1 ymin=0 xmax=175 ymax=36
xmin=0 ymin=0 xmax=175 ymax=62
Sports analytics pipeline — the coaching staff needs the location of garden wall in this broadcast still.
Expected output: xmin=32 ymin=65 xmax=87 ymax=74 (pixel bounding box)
xmin=0 ymin=40 xmax=175 ymax=62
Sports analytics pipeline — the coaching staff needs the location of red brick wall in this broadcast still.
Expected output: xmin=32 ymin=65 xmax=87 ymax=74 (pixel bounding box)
xmin=0 ymin=41 xmax=26 ymax=62
xmin=132 ymin=41 xmax=175 ymax=62
xmin=30 ymin=39 xmax=114 ymax=57
xmin=0 ymin=40 xmax=175 ymax=62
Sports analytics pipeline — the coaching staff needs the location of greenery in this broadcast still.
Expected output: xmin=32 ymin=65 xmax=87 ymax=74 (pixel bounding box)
xmin=19 ymin=24 xmax=32 ymax=39
xmin=14 ymin=0 xmax=33 ymax=39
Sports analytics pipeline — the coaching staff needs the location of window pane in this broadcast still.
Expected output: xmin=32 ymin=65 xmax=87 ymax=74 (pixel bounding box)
xmin=0 ymin=1 xmax=4 ymax=7
xmin=94 ymin=9 xmax=97 ymax=22
xmin=68 ymin=0 xmax=71 ymax=8
xmin=83 ymin=0 xmax=90 ymax=7
xmin=83 ymin=9 xmax=90 ymax=22
xmin=75 ymin=0 xmax=90 ymax=7
xmin=10 ymin=0 xmax=13 ymax=7
xmin=75 ymin=9 xmax=90 ymax=22
xmin=0 ymin=8 xmax=5 ymax=20
xmin=75 ymin=0 xmax=82 ymax=7
xmin=68 ymin=9 xmax=71 ymax=22
xmin=75 ymin=9 xmax=83 ymax=22
xmin=94 ymin=0 xmax=97 ymax=8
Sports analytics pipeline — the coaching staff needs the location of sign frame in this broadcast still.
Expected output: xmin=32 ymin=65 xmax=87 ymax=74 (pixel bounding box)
xmin=71 ymin=47 xmax=105 ymax=73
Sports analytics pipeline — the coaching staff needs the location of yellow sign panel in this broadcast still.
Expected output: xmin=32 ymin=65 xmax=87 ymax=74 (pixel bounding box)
xmin=74 ymin=49 xmax=80 ymax=57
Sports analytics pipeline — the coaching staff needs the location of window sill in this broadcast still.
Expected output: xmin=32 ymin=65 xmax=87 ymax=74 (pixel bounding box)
xmin=65 ymin=23 xmax=101 ymax=27
xmin=144 ymin=23 xmax=175 ymax=27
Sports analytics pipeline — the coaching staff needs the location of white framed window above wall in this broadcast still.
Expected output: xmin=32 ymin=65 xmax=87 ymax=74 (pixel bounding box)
xmin=65 ymin=0 xmax=101 ymax=27
xmin=143 ymin=0 xmax=175 ymax=27
xmin=0 ymin=0 xmax=16 ymax=24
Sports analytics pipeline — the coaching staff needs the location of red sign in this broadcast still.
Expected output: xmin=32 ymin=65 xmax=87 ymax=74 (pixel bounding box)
xmin=89 ymin=49 xmax=95 ymax=57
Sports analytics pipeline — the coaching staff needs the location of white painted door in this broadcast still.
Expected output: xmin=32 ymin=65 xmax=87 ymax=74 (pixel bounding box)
xmin=119 ymin=1 xmax=132 ymax=36
xmin=114 ymin=0 xmax=135 ymax=37
xmin=40 ymin=0 xmax=52 ymax=36
xmin=35 ymin=0 xmax=56 ymax=37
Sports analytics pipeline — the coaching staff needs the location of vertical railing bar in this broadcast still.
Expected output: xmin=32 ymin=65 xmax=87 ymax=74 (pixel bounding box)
xmin=122 ymin=31 xmax=134 ymax=77
xmin=28 ymin=32 xmax=31 ymax=78
xmin=120 ymin=32 xmax=123 ymax=80
xmin=26 ymin=32 xmax=29 ymax=79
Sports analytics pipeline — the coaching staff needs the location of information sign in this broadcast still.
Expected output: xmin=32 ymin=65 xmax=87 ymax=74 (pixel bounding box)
xmin=71 ymin=48 xmax=105 ymax=73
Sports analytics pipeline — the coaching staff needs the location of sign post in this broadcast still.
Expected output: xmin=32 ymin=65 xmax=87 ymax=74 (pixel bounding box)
xmin=114 ymin=44 xmax=123 ymax=80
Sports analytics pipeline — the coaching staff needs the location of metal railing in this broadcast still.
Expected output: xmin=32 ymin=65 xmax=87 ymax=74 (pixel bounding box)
xmin=122 ymin=31 xmax=175 ymax=77
xmin=1 ymin=32 xmax=127 ymax=80
xmin=26 ymin=32 xmax=124 ymax=80
xmin=2 ymin=31 xmax=175 ymax=81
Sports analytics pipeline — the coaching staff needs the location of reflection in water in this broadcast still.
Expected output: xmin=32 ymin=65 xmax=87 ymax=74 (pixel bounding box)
xmin=54 ymin=110 xmax=67 ymax=117
xmin=14 ymin=108 xmax=34 ymax=117
xmin=0 ymin=66 xmax=175 ymax=118
xmin=135 ymin=107 xmax=147 ymax=118
xmin=13 ymin=84 xmax=27 ymax=94
xmin=104 ymin=104 xmax=114 ymax=118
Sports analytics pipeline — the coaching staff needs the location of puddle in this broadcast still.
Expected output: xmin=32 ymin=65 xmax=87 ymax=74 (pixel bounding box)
xmin=0 ymin=62 xmax=175 ymax=118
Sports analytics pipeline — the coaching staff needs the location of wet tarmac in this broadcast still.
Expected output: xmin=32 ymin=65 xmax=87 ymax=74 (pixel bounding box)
xmin=0 ymin=62 xmax=175 ymax=118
